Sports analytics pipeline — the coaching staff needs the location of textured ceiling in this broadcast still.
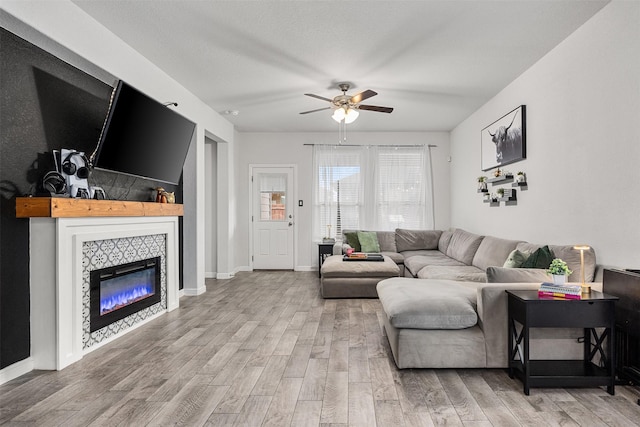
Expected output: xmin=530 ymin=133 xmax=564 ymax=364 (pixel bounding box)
xmin=73 ymin=0 xmax=608 ymax=132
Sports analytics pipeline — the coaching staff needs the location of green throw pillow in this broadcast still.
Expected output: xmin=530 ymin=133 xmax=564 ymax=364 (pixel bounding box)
xmin=344 ymin=232 xmax=361 ymax=252
xmin=357 ymin=231 xmax=380 ymax=253
xmin=520 ymin=245 xmax=555 ymax=269
xmin=503 ymin=249 xmax=529 ymax=268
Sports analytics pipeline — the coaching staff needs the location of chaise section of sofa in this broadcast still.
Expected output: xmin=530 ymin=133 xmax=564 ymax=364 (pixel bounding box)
xmin=377 ymin=277 xmax=596 ymax=369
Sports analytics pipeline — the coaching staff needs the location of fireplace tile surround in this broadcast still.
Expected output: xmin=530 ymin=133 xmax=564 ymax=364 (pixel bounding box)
xmin=28 ymin=213 xmax=180 ymax=370
xmin=83 ymin=236 xmax=167 ymax=348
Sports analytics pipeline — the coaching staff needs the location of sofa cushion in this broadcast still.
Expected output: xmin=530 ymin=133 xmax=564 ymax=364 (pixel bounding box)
xmin=486 ymin=266 xmax=552 ymax=283
xmin=358 ymin=231 xmax=380 ymax=253
xmin=445 ymin=229 xmax=484 ymax=265
xmin=381 ymin=251 xmax=404 ymax=265
xmin=503 ymin=249 xmax=529 ymax=268
xmin=343 ymin=231 xmax=361 ymax=252
xmin=417 ymin=265 xmax=486 ymax=283
xmin=395 ymin=229 xmax=442 ymax=252
xmin=471 ymin=236 xmax=522 ymax=271
xmin=549 ymin=244 xmax=597 ymax=282
xmin=377 ymin=278 xmax=478 ymax=329
xmin=520 ymin=245 xmax=554 ymax=269
xmin=403 ymin=252 xmax=464 ymax=277
xmin=376 ymin=231 xmax=397 ymax=253
xmin=438 ymin=230 xmax=453 ymax=253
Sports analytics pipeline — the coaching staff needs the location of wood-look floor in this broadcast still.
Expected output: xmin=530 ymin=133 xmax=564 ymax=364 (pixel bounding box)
xmin=2 ymin=271 xmax=640 ymax=426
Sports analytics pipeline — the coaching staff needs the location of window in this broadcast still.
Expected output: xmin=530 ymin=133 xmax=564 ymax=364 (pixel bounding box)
xmin=312 ymin=145 xmax=433 ymax=242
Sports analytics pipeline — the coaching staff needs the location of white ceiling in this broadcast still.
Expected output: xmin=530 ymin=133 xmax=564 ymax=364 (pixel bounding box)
xmin=73 ymin=0 xmax=608 ymax=133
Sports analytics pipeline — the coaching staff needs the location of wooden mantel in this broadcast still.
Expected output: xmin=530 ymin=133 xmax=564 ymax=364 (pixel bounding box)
xmin=16 ymin=197 xmax=184 ymax=218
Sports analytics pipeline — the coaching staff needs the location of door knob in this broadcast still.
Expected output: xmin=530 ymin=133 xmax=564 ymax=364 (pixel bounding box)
xmin=288 ymin=222 xmax=293 ymax=226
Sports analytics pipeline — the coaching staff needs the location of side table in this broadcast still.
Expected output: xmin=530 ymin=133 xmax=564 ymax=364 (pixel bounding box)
xmin=318 ymin=242 xmax=334 ymax=278
xmin=506 ymin=289 xmax=618 ymax=395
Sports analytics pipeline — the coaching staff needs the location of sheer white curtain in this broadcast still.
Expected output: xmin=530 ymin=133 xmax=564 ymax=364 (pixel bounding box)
xmin=312 ymin=145 xmax=364 ymax=241
xmin=312 ymin=144 xmax=434 ymax=242
xmin=372 ymin=145 xmax=433 ymax=230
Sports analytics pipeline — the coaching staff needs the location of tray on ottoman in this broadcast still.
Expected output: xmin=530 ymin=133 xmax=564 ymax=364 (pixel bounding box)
xmin=320 ymin=255 xmax=400 ymax=298
xmin=343 ymin=253 xmax=385 ymax=261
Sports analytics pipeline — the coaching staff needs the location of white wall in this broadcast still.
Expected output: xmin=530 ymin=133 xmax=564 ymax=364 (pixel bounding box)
xmin=205 ymin=140 xmax=217 ymax=277
xmin=450 ymin=1 xmax=640 ymax=267
xmin=233 ymin=131 xmax=450 ymax=271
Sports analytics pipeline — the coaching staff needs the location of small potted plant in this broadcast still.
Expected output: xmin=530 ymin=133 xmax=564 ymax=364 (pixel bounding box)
xmin=516 ymin=171 xmax=526 ymax=183
xmin=548 ymin=258 xmax=572 ymax=285
xmin=497 ymin=188 xmax=505 ymax=199
xmin=477 ymin=176 xmax=488 ymax=191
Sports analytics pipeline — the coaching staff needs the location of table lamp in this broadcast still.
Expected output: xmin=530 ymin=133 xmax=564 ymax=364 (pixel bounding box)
xmin=574 ymin=245 xmax=591 ymax=293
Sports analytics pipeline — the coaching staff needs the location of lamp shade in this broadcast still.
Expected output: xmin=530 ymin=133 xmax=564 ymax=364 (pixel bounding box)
xmin=332 ymin=108 xmax=346 ymax=123
xmin=344 ymin=108 xmax=359 ymax=124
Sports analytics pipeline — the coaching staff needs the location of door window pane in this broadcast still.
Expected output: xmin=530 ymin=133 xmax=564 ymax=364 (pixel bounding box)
xmin=258 ymin=173 xmax=287 ymax=221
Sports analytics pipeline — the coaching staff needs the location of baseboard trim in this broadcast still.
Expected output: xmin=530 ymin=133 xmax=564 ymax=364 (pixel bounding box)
xmin=183 ymin=285 xmax=207 ymax=296
xmin=295 ymin=266 xmax=314 ymax=272
xmin=0 ymin=357 xmax=34 ymax=385
xmin=205 ymin=271 xmax=216 ymax=279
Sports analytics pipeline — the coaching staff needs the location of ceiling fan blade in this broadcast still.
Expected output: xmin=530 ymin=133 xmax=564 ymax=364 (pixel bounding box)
xmin=304 ymin=93 xmax=333 ymax=103
xmin=350 ymin=89 xmax=377 ymax=104
xmin=358 ymin=104 xmax=394 ymax=113
xmin=299 ymin=106 xmax=332 ymax=115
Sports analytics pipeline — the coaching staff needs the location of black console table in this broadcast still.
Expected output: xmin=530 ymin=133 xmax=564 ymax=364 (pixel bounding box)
xmin=506 ymin=289 xmax=618 ymax=395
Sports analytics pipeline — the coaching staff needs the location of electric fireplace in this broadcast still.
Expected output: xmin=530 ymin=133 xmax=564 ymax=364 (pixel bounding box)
xmin=90 ymin=256 xmax=162 ymax=332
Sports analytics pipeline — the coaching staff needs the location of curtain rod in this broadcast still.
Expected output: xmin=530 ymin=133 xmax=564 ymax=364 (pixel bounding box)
xmin=303 ymin=144 xmax=437 ymax=148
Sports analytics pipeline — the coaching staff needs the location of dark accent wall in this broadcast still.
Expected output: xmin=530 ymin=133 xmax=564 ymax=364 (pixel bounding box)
xmin=0 ymin=28 xmax=183 ymax=369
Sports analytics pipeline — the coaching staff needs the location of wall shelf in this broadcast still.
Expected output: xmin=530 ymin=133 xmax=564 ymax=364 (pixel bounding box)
xmin=487 ymin=174 xmax=514 ymax=184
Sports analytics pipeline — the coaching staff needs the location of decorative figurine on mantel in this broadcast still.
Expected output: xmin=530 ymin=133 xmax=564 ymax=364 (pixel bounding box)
xmin=155 ymin=187 xmax=175 ymax=203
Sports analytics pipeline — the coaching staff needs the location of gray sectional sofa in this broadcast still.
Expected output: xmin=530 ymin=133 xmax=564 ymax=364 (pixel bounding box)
xmin=331 ymin=227 xmax=600 ymax=369
xmin=335 ymin=228 xmax=597 ymax=283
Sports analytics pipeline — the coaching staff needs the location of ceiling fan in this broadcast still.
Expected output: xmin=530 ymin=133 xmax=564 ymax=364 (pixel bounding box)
xmin=300 ymin=83 xmax=394 ymax=123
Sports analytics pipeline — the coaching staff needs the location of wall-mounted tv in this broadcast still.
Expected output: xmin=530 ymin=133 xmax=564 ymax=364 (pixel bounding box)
xmin=91 ymin=80 xmax=195 ymax=185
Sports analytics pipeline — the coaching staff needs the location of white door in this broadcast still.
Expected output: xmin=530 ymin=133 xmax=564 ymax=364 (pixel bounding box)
xmin=252 ymin=167 xmax=294 ymax=269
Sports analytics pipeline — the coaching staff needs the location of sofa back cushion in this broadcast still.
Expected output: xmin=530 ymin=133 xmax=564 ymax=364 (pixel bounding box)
xmin=472 ymin=236 xmax=522 ymax=271
xmin=438 ymin=230 xmax=453 ymax=253
xmin=395 ymin=229 xmax=442 ymax=252
xmin=549 ymin=244 xmax=597 ymax=282
xmin=445 ymin=229 xmax=484 ymax=265
xmin=515 ymin=242 xmax=597 ymax=282
xmin=376 ymin=231 xmax=397 ymax=253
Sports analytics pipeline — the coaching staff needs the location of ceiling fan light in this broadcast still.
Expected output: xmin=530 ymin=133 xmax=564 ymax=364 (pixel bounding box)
xmin=344 ymin=108 xmax=359 ymax=124
xmin=332 ymin=108 xmax=346 ymax=122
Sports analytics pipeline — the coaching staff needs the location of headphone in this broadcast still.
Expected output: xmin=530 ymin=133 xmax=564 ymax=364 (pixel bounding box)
xmin=41 ymin=171 xmax=67 ymax=194
xmin=62 ymin=151 xmax=90 ymax=179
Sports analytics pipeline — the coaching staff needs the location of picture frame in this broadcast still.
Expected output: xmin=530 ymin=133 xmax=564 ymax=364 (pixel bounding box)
xmin=481 ymin=105 xmax=526 ymax=171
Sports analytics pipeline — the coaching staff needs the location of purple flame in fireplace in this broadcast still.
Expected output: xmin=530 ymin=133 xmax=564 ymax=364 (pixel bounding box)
xmin=100 ymin=268 xmax=155 ymax=315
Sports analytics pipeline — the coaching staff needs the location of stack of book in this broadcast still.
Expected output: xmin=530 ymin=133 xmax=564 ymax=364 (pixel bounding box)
xmin=538 ymin=282 xmax=582 ymax=300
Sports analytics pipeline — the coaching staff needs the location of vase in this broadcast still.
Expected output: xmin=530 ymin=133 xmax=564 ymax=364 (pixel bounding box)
xmin=552 ymin=274 xmax=566 ymax=286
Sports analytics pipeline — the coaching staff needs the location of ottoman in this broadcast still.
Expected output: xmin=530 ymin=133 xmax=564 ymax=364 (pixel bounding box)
xmin=320 ymin=255 xmax=400 ymax=298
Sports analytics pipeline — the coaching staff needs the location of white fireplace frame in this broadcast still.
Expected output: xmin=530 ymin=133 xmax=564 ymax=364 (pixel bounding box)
xmin=29 ymin=216 xmax=180 ymax=370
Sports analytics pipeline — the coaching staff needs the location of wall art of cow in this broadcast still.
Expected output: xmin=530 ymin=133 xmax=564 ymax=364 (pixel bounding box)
xmin=481 ymin=105 xmax=526 ymax=171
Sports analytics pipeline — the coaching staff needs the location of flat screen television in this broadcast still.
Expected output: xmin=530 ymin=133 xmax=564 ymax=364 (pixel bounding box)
xmin=91 ymin=80 xmax=195 ymax=185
